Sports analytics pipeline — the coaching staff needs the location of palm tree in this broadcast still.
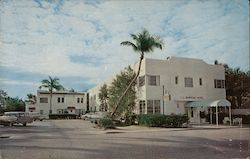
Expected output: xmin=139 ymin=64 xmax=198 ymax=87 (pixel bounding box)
xmin=111 ymin=29 xmax=164 ymax=118
xmin=39 ymin=76 xmax=64 ymax=114
xmin=26 ymin=93 xmax=36 ymax=104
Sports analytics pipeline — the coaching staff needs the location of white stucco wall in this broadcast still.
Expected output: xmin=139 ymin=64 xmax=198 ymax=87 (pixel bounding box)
xmin=87 ymin=56 xmax=227 ymax=116
xmin=32 ymin=91 xmax=86 ymax=117
xmin=141 ymin=57 xmax=226 ymax=115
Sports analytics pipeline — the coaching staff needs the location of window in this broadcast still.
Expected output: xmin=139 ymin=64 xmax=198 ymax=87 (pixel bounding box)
xmin=81 ymin=98 xmax=83 ymax=103
xmin=185 ymin=77 xmax=193 ymax=87
xmin=214 ymin=79 xmax=225 ymax=88
xmin=77 ymin=98 xmax=80 ymax=103
xmin=40 ymin=110 xmax=43 ymax=115
xmin=149 ymin=76 xmax=156 ymax=85
xmin=154 ymin=100 xmax=160 ymax=114
xmin=40 ymin=97 xmax=48 ymax=103
xmin=62 ymin=97 xmax=64 ymax=103
xmin=191 ymin=108 xmax=194 ymax=117
xmin=148 ymin=75 xmax=160 ymax=86
xmin=57 ymin=97 xmax=60 ymax=103
xmin=147 ymin=100 xmax=154 ymax=114
xmin=139 ymin=75 xmax=145 ymax=87
xmin=57 ymin=109 xmax=63 ymax=114
xmin=139 ymin=100 xmax=146 ymax=114
xmin=147 ymin=100 xmax=161 ymax=114
xmin=199 ymin=78 xmax=202 ymax=86
xmin=175 ymin=76 xmax=178 ymax=84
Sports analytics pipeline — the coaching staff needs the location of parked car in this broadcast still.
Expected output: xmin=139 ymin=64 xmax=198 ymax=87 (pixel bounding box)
xmin=2 ymin=112 xmax=33 ymax=126
xmin=81 ymin=112 xmax=110 ymax=121
xmin=29 ymin=112 xmax=46 ymax=121
xmin=0 ymin=115 xmax=17 ymax=126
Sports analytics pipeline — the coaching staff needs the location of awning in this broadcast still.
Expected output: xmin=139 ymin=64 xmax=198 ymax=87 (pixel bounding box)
xmin=186 ymin=99 xmax=231 ymax=108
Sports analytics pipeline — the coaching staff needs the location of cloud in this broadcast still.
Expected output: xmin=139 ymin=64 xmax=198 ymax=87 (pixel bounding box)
xmin=0 ymin=78 xmax=40 ymax=86
xmin=0 ymin=0 xmax=249 ymax=98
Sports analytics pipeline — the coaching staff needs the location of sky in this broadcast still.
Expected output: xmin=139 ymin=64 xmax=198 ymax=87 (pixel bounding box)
xmin=0 ymin=0 xmax=249 ymax=99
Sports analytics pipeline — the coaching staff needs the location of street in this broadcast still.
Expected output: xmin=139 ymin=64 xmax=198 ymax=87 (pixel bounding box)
xmin=0 ymin=120 xmax=249 ymax=159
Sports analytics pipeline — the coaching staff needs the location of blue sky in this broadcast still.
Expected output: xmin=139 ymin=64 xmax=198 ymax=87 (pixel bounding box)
xmin=0 ymin=0 xmax=249 ymax=99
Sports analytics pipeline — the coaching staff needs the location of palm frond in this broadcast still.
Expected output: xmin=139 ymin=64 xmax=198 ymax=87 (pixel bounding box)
xmin=121 ymin=29 xmax=164 ymax=54
xmin=120 ymin=41 xmax=138 ymax=51
xmin=130 ymin=34 xmax=138 ymax=41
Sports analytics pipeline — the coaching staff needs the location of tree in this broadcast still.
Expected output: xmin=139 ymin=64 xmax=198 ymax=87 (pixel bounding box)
xmin=111 ymin=29 xmax=163 ymax=118
xmin=0 ymin=90 xmax=8 ymax=114
xmin=26 ymin=93 xmax=37 ymax=104
xmin=0 ymin=90 xmax=7 ymax=107
xmin=108 ymin=66 xmax=136 ymax=121
xmin=39 ymin=76 xmax=64 ymax=114
xmin=98 ymin=83 xmax=108 ymax=112
xmin=5 ymin=97 xmax=25 ymax=112
xmin=225 ymin=67 xmax=250 ymax=108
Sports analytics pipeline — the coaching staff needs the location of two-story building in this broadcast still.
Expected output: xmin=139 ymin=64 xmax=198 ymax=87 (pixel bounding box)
xmin=26 ymin=90 xmax=87 ymax=118
xmin=87 ymin=56 xmax=231 ymax=124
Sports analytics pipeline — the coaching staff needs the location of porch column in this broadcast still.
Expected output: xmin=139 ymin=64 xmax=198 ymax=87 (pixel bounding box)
xmin=229 ymin=106 xmax=232 ymax=126
xmin=216 ymin=106 xmax=218 ymax=126
xmin=210 ymin=108 xmax=212 ymax=124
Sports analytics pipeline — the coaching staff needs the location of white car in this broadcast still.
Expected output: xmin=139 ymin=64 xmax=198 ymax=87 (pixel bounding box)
xmin=81 ymin=112 xmax=110 ymax=121
xmin=0 ymin=115 xmax=17 ymax=126
xmin=1 ymin=112 xmax=33 ymax=126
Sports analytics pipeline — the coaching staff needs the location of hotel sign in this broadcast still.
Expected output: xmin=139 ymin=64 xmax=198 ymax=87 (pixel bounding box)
xmin=185 ymin=96 xmax=204 ymax=99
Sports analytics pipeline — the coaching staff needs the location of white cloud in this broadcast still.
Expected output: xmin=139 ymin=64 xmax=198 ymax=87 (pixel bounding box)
xmin=0 ymin=78 xmax=40 ymax=86
xmin=0 ymin=0 xmax=249 ymax=93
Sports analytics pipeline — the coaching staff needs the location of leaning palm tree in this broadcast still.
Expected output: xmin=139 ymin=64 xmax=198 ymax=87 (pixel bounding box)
xmin=39 ymin=76 xmax=64 ymax=114
xmin=111 ymin=29 xmax=164 ymax=118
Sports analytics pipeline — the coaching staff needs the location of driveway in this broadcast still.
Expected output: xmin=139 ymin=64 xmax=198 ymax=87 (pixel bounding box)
xmin=0 ymin=120 xmax=249 ymax=159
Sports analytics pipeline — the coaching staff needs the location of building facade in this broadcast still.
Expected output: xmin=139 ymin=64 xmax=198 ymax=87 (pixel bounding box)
xmin=26 ymin=90 xmax=87 ymax=117
xmin=87 ymin=57 xmax=227 ymax=123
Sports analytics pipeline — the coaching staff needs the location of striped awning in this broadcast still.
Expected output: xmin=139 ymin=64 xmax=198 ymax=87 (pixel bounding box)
xmin=186 ymin=99 xmax=231 ymax=107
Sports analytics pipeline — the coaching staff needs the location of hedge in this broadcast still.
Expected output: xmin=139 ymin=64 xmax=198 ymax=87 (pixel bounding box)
xmin=137 ymin=114 xmax=188 ymax=127
xmin=49 ymin=114 xmax=77 ymax=119
xmin=97 ymin=117 xmax=115 ymax=129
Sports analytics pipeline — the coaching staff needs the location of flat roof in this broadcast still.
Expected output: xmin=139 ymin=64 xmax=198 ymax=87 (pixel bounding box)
xmin=37 ymin=90 xmax=85 ymax=95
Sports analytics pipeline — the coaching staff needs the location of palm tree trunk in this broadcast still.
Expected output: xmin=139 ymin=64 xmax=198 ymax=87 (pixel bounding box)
xmin=49 ymin=89 xmax=52 ymax=114
xmin=111 ymin=53 xmax=144 ymax=119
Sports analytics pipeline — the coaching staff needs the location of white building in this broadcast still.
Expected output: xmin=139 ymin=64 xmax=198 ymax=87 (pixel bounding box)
xmin=26 ymin=90 xmax=87 ymax=117
xmin=88 ymin=57 xmax=230 ymax=124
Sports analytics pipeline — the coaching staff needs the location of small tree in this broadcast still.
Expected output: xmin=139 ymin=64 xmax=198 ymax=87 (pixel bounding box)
xmin=108 ymin=66 xmax=136 ymax=121
xmin=98 ymin=83 xmax=108 ymax=112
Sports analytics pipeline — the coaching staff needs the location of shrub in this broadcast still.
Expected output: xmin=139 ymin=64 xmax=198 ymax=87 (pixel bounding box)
xmin=97 ymin=117 xmax=115 ymax=129
xmin=137 ymin=114 xmax=188 ymax=127
xmin=124 ymin=114 xmax=137 ymax=125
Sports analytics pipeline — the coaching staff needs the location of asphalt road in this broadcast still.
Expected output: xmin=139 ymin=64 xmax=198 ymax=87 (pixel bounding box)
xmin=0 ymin=120 xmax=249 ymax=159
